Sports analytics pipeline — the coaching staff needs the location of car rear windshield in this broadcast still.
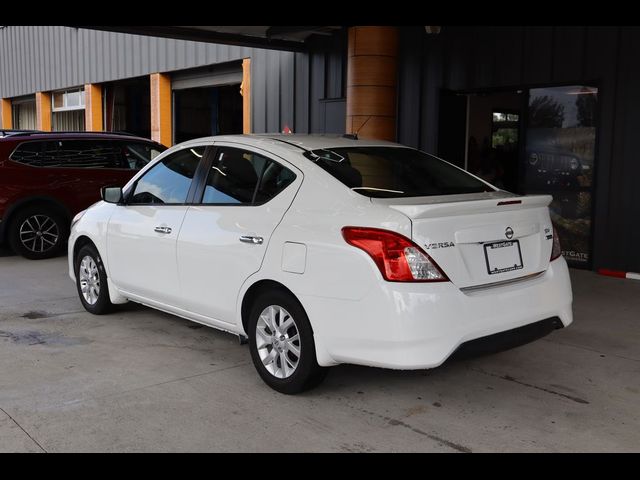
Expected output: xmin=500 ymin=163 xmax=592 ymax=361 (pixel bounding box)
xmin=303 ymin=147 xmax=494 ymax=198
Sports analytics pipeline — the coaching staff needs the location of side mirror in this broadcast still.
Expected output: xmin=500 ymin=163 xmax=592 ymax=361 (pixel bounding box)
xmin=101 ymin=186 xmax=123 ymax=204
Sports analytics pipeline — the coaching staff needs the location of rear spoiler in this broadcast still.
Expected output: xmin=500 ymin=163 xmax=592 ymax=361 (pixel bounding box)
xmin=374 ymin=194 xmax=553 ymax=220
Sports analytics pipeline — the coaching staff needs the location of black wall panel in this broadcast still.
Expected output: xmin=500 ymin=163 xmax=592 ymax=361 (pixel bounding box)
xmin=397 ymin=25 xmax=640 ymax=272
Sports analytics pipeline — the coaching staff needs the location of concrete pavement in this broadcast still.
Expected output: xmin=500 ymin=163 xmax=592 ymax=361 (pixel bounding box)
xmin=0 ymin=253 xmax=638 ymax=452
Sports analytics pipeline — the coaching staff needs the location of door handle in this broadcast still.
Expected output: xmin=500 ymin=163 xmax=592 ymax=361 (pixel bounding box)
xmin=239 ymin=235 xmax=263 ymax=245
xmin=154 ymin=226 xmax=172 ymax=234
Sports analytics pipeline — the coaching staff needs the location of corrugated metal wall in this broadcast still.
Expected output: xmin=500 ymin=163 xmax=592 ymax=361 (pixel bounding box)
xmin=397 ymin=26 xmax=640 ymax=273
xmin=0 ymin=26 xmax=257 ymax=96
xmin=0 ymin=26 xmax=348 ymax=136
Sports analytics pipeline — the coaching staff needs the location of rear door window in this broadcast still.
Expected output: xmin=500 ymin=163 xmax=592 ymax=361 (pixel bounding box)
xmin=200 ymin=147 xmax=296 ymax=205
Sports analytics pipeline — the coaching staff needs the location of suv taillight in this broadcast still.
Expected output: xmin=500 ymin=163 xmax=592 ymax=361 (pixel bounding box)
xmin=342 ymin=227 xmax=449 ymax=282
xmin=550 ymin=225 xmax=562 ymax=261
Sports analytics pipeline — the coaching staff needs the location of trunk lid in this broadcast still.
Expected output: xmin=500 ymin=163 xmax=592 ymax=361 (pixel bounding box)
xmin=372 ymin=192 xmax=555 ymax=288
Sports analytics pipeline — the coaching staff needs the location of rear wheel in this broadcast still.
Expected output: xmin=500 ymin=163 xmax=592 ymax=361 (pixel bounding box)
xmin=8 ymin=206 xmax=68 ymax=260
xmin=248 ymin=290 xmax=327 ymax=394
xmin=74 ymin=244 xmax=114 ymax=315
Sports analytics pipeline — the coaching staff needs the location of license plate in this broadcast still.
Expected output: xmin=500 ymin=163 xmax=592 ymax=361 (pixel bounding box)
xmin=484 ymin=240 xmax=524 ymax=275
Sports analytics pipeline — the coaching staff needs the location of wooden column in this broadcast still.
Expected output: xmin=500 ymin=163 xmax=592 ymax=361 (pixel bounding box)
xmin=36 ymin=91 xmax=52 ymax=131
xmin=0 ymin=98 xmax=12 ymax=129
xmin=241 ymin=58 xmax=252 ymax=134
xmin=346 ymin=26 xmax=399 ymax=141
xmin=150 ymin=73 xmax=172 ymax=147
xmin=84 ymin=84 xmax=103 ymax=131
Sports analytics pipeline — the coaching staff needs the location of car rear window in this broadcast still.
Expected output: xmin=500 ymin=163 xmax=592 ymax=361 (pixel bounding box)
xmin=303 ymin=146 xmax=494 ymax=198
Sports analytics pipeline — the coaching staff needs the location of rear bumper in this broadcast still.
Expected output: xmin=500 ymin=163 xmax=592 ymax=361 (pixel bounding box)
xmin=448 ymin=316 xmax=564 ymax=362
xmin=303 ymin=257 xmax=573 ymax=369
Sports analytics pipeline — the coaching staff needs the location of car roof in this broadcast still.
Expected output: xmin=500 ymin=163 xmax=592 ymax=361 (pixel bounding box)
xmin=170 ymin=134 xmax=409 ymax=172
xmin=0 ymin=131 xmax=164 ymax=146
xmin=174 ymin=133 xmax=403 ymax=153
xmin=248 ymin=134 xmax=400 ymax=150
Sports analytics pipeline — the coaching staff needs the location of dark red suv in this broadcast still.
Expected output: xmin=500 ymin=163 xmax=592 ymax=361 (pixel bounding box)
xmin=0 ymin=132 xmax=166 ymax=259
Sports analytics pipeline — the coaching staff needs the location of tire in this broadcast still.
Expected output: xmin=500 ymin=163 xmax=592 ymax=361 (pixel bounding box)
xmin=8 ymin=205 xmax=68 ymax=260
xmin=248 ymin=289 xmax=328 ymax=394
xmin=74 ymin=244 xmax=114 ymax=315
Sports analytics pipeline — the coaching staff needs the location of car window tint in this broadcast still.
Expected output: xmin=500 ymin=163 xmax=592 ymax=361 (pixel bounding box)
xmin=254 ymin=161 xmax=296 ymax=203
xmin=10 ymin=141 xmax=51 ymax=166
xmin=10 ymin=140 xmax=126 ymax=168
xmin=201 ymin=148 xmax=296 ymax=205
xmin=123 ymin=142 xmax=164 ymax=170
xmin=129 ymin=147 xmax=204 ymax=205
xmin=202 ymin=148 xmax=261 ymax=204
xmin=304 ymin=147 xmax=493 ymax=198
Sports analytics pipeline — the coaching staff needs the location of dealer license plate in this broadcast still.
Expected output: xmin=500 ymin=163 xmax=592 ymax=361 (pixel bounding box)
xmin=483 ymin=240 xmax=524 ymax=275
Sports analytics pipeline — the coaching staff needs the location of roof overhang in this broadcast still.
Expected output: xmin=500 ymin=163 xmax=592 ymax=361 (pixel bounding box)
xmin=72 ymin=26 xmax=344 ymax=52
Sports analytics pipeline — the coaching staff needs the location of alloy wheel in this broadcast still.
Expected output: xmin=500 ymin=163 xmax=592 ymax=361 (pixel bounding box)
xmin=255 ymin=305 xmax=301 ymax=379
xmin=79 ymin=255 xmax=101 ymax=305
xmin=19 ymin=214 xmax=59 ymax=254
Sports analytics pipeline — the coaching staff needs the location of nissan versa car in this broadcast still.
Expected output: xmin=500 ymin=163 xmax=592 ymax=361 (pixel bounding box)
xmin=68 ymin=135 xmax=573 ymax=394
xmin=0 ymin=131 xmax=166 ymax=259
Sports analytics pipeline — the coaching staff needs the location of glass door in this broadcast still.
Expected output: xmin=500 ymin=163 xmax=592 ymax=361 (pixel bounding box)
xmin=523 ymin=85 xmax=598 ymax=268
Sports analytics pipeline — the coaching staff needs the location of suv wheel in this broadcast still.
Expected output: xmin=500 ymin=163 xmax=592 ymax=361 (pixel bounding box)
xmin=8 ymin=206 xmax=68 ymax=260
xmin=248 ymin=290 xmax=328 ymax=394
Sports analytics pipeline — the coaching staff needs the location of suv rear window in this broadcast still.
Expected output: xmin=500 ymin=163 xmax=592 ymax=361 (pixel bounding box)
xmin=10 ymin=139 xmax=163 ymax=169
xmin=303 ymin=147 xmax=494 ymax=198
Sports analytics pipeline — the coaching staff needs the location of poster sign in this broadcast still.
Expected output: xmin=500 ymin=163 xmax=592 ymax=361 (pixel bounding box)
xmin=524 ymin=86 xmax=598 ymax=267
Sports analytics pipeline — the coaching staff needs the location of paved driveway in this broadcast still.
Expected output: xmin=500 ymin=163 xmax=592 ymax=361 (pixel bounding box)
xmin=0 ymin=254 xmax=638 ymax=452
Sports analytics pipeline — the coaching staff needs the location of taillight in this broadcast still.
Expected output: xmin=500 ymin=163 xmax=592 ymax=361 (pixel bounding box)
xmin=550 ymin=224 xmax=562 ymax=261
xmin=341 ymin=227 xmax=448 ymax=282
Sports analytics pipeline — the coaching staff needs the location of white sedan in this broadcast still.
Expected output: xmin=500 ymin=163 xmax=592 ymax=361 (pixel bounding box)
xmin=68 ymin=135 xmax=573 ymax=394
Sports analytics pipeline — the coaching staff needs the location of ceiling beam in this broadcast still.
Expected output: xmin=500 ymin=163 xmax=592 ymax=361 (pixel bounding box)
xmin=265 ymin=26 xmax=333 ymax=38
xmin=73 ymin=26 xmax=309 ymax=52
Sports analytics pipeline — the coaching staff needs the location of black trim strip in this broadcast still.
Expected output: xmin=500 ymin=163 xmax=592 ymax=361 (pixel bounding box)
xmin=267 ymin=137 xmax=311 ymax=152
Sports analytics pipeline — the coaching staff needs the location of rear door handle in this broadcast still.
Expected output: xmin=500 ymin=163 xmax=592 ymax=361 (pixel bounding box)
xmin=239 ymin=235 xmax=263 ymax=245
xmin=154 ymin=226 xmax=172 ymax=234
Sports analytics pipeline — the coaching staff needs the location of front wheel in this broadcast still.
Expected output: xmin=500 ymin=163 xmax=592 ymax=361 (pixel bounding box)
xmin=248 ymin=290 xmax=327 ymax=394
xmin=75 ymin=244 xmax=114 ymax=315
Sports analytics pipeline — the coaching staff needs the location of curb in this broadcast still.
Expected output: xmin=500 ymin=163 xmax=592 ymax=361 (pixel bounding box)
xmin=597 ymin=268 xmax=640 ymax=280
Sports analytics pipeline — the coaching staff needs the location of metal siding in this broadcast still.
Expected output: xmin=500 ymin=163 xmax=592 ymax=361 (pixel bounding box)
xmin=294 ymin=52 xmax=310 ymax=133
xmin=585 ymin=27 xmax=619 ymax=271
xmin=442 ymin=27 xmax=473 ymax=91
xmin=1 ymin=30 xmax=6 ymax=95
xmin=54 ymin=27 xmax=62 ymax=89
xmin=419 ymin=33 xmax=444 ymax=153
xmin=0 ymin=26 xmax=295 ymax=97
xmin=494 ymin=27 xmax=523 ymax=87
xmin=323 ymin=100 xmax=346 ymax=133
xmin=279 ymin=51 xmax=295 ymax=132
xmin=251 ymin=50 xmax=267 ymax=133
xmin=522 ymin=26 xmax=553 ymax=84
xmin=266 ymin=49 xmax=280 ymax=132
xmin=472 ymin=27 xmax=496 ymax=89
xmin=309 ymin=52 xmax=326 ymax=133
xmin=327 ymin=50 xmax=342 ymax=99
xmin=610 ymin=28 xmax=640 ymax=272
xmin=397 ymin=28 xmax=422 ymax=148
xmin=552 ymin=26 xmax=586 ymax=83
